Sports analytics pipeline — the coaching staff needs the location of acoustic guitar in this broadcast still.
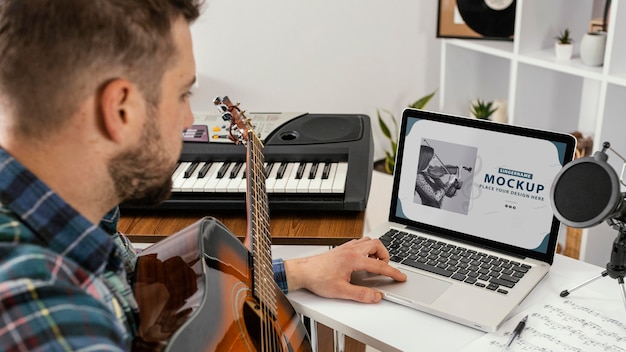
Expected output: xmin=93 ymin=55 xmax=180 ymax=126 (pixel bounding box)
xmin=132 ymin=97 xmax=312 ymax=351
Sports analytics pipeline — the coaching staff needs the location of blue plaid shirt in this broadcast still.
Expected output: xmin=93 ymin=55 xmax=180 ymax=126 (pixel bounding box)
xmin=0 ymin=147 xmax=288 ymax=351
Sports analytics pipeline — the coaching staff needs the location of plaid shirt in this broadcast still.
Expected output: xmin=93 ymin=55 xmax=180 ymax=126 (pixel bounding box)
xmin=0 ymin=147 xmax=289 ymax=351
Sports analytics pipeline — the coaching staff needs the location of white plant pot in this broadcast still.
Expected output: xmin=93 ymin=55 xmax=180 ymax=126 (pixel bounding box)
xmin=580 ymin=31 xmax=607 ymax=66
xmin=491 ymin=99 xmax=508 ymax=123
xmin=555 ymin=43 xmax=573 ymax=60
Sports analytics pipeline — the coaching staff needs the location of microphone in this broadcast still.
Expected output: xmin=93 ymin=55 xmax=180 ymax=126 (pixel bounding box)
xmin=550 ymin=142 xmax=626 ymax=228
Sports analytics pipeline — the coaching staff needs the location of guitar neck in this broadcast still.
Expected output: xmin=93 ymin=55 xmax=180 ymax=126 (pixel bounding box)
xmin=247 ymin=131 xmax=277 ymax=314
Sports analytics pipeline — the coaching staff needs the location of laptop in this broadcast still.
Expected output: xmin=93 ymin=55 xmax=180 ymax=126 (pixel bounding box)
xmin=352 ymin=108 xmax=576 ymax=332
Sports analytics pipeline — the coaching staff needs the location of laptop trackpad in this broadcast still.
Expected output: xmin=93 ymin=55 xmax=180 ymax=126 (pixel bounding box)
xmin=351 ymin=269 xmax=451 ymax=305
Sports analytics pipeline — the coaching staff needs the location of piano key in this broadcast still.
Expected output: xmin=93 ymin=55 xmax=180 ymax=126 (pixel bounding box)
xmin=192 ymin=163 xmax=217 ymax=192
xmin=308 ymin=162 xmax=324 ymax=193
xmin=295 ymin=163 xmax=306 ymax=179
xmin=285 ymin=162 xmax=304 ymax=192
xmin=265 ymin=162 xmax=280 ymax=192
xmin=171 ymin=160 xmax=348 ymax=194
xmin=201 ymin=162 xmax=227 ymax=192
xmin=332 ymin=162 xmax=348 ymax=193
xmin=216 ymin=162 xmax=231 ymax=179
xmin=320 ymin=163 xmax=337 ymax=193
xmin=215 ymin=163 xmax=235 ymax=192
xmin=322 ymin=162 xmax=332 ymax=179
xmin=184 ymin=162 xmax=199 ymax=178
xmin=197 ymin=162 xmax=213 ymax=178
xmin=228 ymin=163 xmax=246 ymax=193
xmin=264 ymin=162 xmax=274 ymax=178
xmin=172 ymin=162 xmax=192 ymax=191
xmin=296 ymin=163 xmax=313 ymax=193
xmin=181 ymin=162 xmax=205 ymax=191
xmin=308 ymin=162 xmax=319 ymax=179
xmin=276 ymin=162 xmax=288 ymax=179
xmin=229 ymin=162 xmax=243 ymax=179
xmin=273 ymin=163 xmax=295 ymax=193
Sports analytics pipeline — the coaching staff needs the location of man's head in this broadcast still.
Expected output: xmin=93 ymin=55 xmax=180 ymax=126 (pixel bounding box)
xmin=0 ymin=0 xmax=201 ymax=138
xmin=0 ymin=0 xmax=202 ymax=213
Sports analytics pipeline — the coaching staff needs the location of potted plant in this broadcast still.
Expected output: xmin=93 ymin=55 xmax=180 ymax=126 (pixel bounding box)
xmin=555 ymin=28 xmax=574 ymax=60
xmin=376 ymin=91 xmax=436 ymax=174
xmin=470 ymin=99 xmax=497 ymax=120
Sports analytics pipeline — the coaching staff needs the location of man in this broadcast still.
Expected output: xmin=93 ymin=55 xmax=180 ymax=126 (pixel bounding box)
xmin=0 ymin=0 xmax=406 ymax=350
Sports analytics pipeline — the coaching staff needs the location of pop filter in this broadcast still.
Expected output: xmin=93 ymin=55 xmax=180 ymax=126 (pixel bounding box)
xmin=551 ymin=142 xmax=626 ymax=228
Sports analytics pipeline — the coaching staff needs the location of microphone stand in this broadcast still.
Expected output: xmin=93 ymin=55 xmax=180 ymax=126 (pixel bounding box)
xmin=559 ymin=216 xmax=626 ymax=310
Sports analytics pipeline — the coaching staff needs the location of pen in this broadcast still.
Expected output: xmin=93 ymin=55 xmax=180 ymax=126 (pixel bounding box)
xmin=505 ymin=315 xmax=528 ymax=349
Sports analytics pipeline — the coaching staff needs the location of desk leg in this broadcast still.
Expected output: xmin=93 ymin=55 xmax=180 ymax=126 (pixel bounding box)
xmin=334 ymin=330 xmax=345 ymax=352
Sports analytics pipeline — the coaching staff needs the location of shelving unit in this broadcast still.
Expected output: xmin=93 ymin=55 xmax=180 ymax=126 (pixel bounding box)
xmin=437 ymin=0 xmax=625 ymax=266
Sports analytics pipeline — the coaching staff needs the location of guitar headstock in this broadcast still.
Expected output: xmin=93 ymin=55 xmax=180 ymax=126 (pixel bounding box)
xmin=213 ymin=96 xmax=253 ymax=145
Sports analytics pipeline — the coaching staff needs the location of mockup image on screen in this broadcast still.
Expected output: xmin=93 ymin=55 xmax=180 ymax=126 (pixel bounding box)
xmin=395 ymin=117 xmax=570 ymax=254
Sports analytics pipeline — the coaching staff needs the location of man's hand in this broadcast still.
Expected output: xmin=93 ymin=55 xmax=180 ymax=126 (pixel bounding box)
xmin=283 ymin=237 xmax=407 ymax=303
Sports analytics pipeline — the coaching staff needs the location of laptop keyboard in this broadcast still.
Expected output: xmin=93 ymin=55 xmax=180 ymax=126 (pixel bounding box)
xmin=380 ymin=229 xmax=532 ymax=295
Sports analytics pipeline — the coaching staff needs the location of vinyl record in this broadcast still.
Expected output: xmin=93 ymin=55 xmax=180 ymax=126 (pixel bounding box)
xmin=456 ymin=0 xmax=515 ymax=38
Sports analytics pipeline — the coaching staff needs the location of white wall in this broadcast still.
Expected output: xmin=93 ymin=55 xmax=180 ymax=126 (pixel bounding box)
xmin=189 ymin=0 xmax=441 ymax=161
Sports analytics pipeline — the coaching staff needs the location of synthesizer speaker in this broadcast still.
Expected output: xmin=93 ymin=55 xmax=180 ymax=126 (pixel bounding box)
xmin=266 ymin=114 xmax=364 ymax=145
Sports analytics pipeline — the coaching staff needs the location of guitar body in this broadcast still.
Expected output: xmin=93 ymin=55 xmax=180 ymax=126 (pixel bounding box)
xmin=133 ymin=217 xmax=312 ymax=351
xmin=134 ymin=97 xmax=311 ymax=351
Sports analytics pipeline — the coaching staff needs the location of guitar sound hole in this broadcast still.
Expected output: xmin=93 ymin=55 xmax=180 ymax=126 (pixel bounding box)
xmin=243 ymin=300 xmax=284 ymax=351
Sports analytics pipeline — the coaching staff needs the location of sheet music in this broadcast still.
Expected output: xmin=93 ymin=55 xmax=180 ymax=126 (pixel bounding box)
xmin=460 ymin=293 xmax=626 ymax=352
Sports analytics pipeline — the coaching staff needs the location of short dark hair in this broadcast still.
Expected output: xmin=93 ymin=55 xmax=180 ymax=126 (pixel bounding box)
xmin=0 ymin=0 xmax=203 ymax=137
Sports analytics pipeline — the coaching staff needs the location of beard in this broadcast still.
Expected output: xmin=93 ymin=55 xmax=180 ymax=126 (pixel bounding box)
xmin=108 ymin=113 xmax=179 ymax=207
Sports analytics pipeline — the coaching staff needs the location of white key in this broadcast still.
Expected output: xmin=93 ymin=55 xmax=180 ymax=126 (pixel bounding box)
xmin=202 ymin=162 xmax=227 ymax=193
xmin=214 ymin=163 xmax=235 ymax=192
xmin=265 ymin=163 xmax=279 ymax=192
xmin=172 ymin=162 xmax=192 ymax=192
xmin=332 ymin=163 xmax=348 ymax=193
xmin=180 ymin=162 xmax=205 ymax=192
xmin=285 ymin=162 xmax=304 ymax=193
xmin=320 ymin=163 xmax=337 ymax=193
xmin=296 ymin=163 xmax=313 ymax=193
xmin=308 ymin=162 xmax=323 ymax=193
xmin=273 ymin=163 xmax=294 ymax=193
xmin=191 ymin=162 xmax=217 ymax=192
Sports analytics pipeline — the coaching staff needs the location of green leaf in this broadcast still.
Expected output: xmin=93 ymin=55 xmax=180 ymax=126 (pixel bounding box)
xmin=376 ymin=90 xmax=436 ymax=174
xmin=409 ymin=90 xmax=436 ymax=109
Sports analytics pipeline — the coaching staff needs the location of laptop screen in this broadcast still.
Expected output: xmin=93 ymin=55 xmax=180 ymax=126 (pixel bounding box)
xmin=390 ymin=109 xmax=577 ymax=263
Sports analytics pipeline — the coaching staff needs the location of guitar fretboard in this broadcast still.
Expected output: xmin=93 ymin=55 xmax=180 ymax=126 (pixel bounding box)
xmin=248 ymin=131 xmax=277 ymax=317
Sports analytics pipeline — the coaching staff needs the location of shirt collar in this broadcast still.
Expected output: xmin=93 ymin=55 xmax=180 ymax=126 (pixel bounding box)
xmin=0 ymin=147 xmax=119 ymax=275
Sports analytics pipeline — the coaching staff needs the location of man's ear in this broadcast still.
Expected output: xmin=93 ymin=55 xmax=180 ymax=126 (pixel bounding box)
xmin=99 ymin=79 xmax=142 ymax=143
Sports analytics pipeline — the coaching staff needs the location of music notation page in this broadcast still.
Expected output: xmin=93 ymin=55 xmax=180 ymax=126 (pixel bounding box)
xmin=460 ymin=291 xmax=625 ymax=352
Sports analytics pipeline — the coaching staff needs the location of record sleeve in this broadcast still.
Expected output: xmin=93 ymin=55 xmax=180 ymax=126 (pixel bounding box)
xmin=437 ymin=0 xmax=515 ymax=40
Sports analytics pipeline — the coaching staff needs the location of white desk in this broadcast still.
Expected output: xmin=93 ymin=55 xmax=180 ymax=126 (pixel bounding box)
xmin=287 ymin=254 xmax=624 ymax=351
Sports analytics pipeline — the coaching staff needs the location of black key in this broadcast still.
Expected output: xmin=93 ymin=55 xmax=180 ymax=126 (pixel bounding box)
xmin=184 ymin=162 xmax=199 ymax=178
xmin=264 ymin=163 xmax=274 ymax=177
xmin=197 ymin=162 xmax=213 ymax=178
xmin=217 ymin=162 xmax=231 ymax=178
xmin=229 ymin=163 xmax=243 ymax=178
xmin=308 ymin=162 xmax=319 ymax=179
xmin=276 ymin=162 xmax=288 ymax=179
xmin=497 ymin=289 xmax=509 ymax=294
xmin=295 ymin=163 xmax=306 ymax=179
xmin=322 ymin=162 xmax=332 ymax=179
xmin=402 ymin=259 xmax=454 ymax=277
